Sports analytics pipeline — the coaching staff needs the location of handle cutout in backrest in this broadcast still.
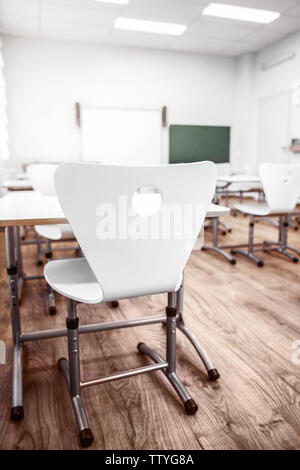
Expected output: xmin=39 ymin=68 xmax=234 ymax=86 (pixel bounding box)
xmin=132 ymin=185 xmax=162 ymax=217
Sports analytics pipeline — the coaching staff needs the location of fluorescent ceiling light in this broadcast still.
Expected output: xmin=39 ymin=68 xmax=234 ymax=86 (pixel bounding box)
xmin=92 ymin=0 xmax=130 ymax=5
xmin=114 ymin=18 xmax=186 ymax=35
xmin=203 ymin=3 xmax=280 ymax=24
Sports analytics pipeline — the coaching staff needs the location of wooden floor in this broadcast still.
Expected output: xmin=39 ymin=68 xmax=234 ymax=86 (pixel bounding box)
xmin=1 ymin=205 xmax=300 ymax=450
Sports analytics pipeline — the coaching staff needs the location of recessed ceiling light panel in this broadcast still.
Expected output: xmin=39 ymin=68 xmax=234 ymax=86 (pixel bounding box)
xmin=203 ymin=3 xmax=280 ymax=24
xmin=114 ymin=18 xmax=187 ymax=35
xmin=93 ymin=0 xmax=130 ymax=5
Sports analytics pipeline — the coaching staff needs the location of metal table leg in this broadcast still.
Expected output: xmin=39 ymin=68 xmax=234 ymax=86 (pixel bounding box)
xmin=263 ymin=215 xmax=299 ymax=263
xmin=231 ymin=215 xmax=264 ymax=267
xmin=5 ymin=227 xmax=24 ymax=421
xmin=202 ymin=217 xmax=236 ymax=265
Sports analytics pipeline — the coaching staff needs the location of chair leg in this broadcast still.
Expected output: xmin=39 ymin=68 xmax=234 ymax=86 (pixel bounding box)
xmin=176 ymin=283 xmax=219 ymax=381
xmin=231 ymin=215 xmax=264 ymax=267
xmin=138 ymin=292 xmax=198 ymax=415
xmin=219 ymin=220 xmax=232 ymax=234
xmin=58 ymin=299 xmax=93 ymax=448
xmin=45 ymin=240 xmax=56 ymax=315
xmin=286 ymin=245 xmax=300 ymax=256
xmin=36 ymin=234 xmax=43 ymax=266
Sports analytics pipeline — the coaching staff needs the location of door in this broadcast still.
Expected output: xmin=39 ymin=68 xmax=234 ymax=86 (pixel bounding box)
xmin=257 ymin=92 xmax=290 ymax=164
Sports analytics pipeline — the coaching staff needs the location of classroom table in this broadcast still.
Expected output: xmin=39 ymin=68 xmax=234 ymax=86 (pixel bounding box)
xmin=217 ymin=174 xmax=261 ymax=185
xmin=2 ymin=179 xmax=33 ymax=192
xmin=203 ymin=175 xmax=262 ymax=264
xmin=0 ymin=190 xmax=228 ymax=418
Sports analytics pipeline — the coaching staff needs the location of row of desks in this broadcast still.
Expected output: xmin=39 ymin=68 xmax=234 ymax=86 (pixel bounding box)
xmin=3 ymin=174 xmax=262 ymax=193
xmin=0 ymin=191 xmax=230 ymax=228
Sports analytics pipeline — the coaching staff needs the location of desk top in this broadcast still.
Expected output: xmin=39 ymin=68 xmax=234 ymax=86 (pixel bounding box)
xmin=0 ymin=191 xmax=230 ymax=228
xmin=217 ymin=174 xmax=261 ymax=184
xmin=3 ymin=179 xmax=33 ymax=191
xmin=0 ymin=192 xmax=65 ymax=227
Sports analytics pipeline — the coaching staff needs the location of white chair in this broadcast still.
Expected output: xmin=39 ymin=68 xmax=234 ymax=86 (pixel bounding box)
xmin=27 ymin=164 xmax=74 ymax=249
xmin=42 ymin=161 xmax=217 ymax=447
xmin=232 ymin=163 xmax=300 ymax=266
xmin=27 ymin=164 xmax=76 ymax=314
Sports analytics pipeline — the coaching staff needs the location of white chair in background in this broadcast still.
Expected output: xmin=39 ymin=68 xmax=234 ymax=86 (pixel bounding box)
xmin=27 ymin=164 xmax=76 ymax=314
xmin=40 ymin=161 xmax=218 ymax=447
xmin=232 ymin=163 xmax=300 ymax=266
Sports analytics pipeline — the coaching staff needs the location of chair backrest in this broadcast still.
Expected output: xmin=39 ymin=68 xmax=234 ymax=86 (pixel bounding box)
xmin=259 ymin=163 xmax=300 ymax=213
xmin=27 ymin=164 xmax=59 ymax=196
xmin=54 ymin=162 xmax=216 ymax=301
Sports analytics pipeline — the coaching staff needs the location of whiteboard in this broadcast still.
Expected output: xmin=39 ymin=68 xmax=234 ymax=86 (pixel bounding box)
xmin=81 ymin=106 xmax=163 ymax=164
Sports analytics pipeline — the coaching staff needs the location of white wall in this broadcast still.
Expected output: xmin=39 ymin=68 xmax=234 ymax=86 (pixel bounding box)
xmin=231 ymin=53 xmax=256 ymax=172
xmin=248 ymin=29 xmax=300 ymax=168
xmin=2 ymin=35 xmax=236 ymax=168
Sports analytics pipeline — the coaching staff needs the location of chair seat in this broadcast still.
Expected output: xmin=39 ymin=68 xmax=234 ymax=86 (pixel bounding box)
xmin=234 ymin=203 xmax=271 ymax=216
xmin=35 ymin=223 xmax=74 ymax=240
xmin=44 ymin=257 xmax=183 ymax=304
xmin=44 ymin=258 xmax=104 ymax=304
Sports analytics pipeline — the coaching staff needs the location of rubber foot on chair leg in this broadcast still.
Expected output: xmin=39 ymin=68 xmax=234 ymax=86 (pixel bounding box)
xmin=79 ymin=428 xmax=94 ymax=448
xmin=230 ymin=259 xmax=236 ymax=265
xmin=49 ymin=306 xmax=56 ymax=315
xmin=208 ymin=369 xmax=220 ymax=381
xmin=37 ymin=260 xmax=43 ymax=266
xmin=137 ymin=342 xmax=145 ymax=352
xmin=110 ymin=301 xmax=119 ymax=309
xmin=184 ymin=399 xmax=198 ymax=415
xmin=293 ymin=257 xmax=299 ymax=263
xmin=257 ymin=261 xmax=264 ymax=267
xmin=57 ymin=357 xmax=67 ymax=369
xmin=11 ymin=406 xmax=24 ymax=421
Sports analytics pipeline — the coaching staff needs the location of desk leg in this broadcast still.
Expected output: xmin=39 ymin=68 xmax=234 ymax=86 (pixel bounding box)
xmin=202 ymin=217 xmax=236 ymax=265
xmin=5 ymin=227 xmax=24 ymax=421
xmin=176 ymin=282 xmax=220 ymax=381
xmin=14 ymin=227 xmax=24 ymax=301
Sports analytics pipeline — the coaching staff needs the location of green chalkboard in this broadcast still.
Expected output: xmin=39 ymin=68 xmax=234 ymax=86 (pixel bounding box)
xmin=169 ymin=125 xmax=230 ymax=164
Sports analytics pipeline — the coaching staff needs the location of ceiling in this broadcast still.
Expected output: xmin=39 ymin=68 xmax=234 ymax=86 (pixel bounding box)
xmin=0 ymin=0 xmax=300 ymax=57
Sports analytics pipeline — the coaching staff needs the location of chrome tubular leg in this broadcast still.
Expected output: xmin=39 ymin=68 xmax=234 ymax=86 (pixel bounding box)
xmin=176 ymin=284 xmax=219 ymax=381
xmin=219 ymin=220 xmax=232 ymax=233
xmin=58 ymin=299 xmax=93 ymax=447
xmin=45 ymin=240 xmax=56 ymax=315
xmin=6 ymin=227 xmax=24 ymax=421
xmin=15 ymin=227 xmax=24 ymax=297
xmin=286 ymin=245 xmax=300 ymax=256
xmin=138 ymin=291 xmax=198 ymax=415
xmin=36 ymin=234 xmax=43 ymax=266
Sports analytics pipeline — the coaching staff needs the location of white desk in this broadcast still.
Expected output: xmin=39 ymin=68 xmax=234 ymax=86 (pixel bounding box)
xmin=3 ymin=179 xmax=33 ymax=192
xmin=217 ymin=175 xmax=261 ymax=185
